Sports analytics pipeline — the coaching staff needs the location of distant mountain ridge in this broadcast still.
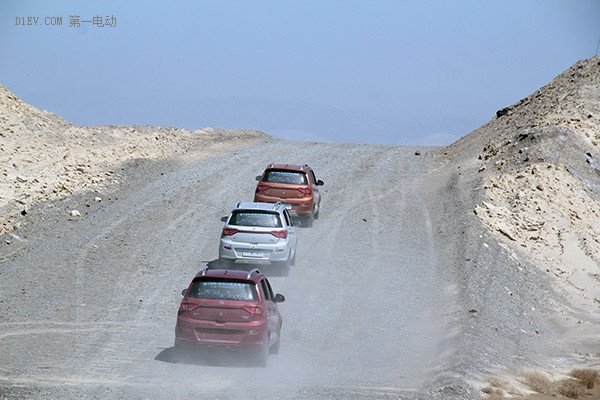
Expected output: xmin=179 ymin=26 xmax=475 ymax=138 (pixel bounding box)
xmin=7 ymin=85 xmax=477 ymax=146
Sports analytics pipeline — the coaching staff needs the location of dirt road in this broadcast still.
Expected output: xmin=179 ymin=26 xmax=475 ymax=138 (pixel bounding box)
xmin=4 ymin=57 xmax=600 ymax=400
xmin=1 ymin=140 xmax=472 ymax=399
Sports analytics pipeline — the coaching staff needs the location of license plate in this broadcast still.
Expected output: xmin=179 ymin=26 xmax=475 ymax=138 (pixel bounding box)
xmin=243 ymin=250 xmax=263 ymax=257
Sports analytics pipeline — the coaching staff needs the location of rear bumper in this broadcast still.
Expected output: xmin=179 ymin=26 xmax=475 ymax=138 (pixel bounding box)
xmin=175 ymin=318 xmax=268 ymax=350
xmin=253 ymin=194 xmax=314 ymax=215
xmin=219 ymin=239 xmax=291 ymax=264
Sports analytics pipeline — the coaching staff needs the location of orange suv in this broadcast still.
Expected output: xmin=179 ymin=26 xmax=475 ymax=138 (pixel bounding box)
xmin=254 ymin=163 xmax=323 ymax=226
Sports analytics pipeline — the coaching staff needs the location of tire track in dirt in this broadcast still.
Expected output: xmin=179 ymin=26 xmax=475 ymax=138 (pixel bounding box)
xmin=0 ymin=140 xmax=456 ymax=399
xmin=50 ymin=142 xmax=287 ymax=381
xmin=274 ymin=144 xmax=447 ymax=391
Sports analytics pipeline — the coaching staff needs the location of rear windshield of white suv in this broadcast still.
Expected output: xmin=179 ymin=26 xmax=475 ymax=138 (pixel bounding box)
xmin=189 ymin=279 xmax=258 ymax=301
xmin=263 ymin=170 xmax=307 ymax=185
xmin=229 ymin=211 xmax=282 ymax=227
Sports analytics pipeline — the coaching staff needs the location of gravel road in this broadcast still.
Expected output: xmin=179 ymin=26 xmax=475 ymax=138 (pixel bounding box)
xmin=4 ymin=57 xmax=599 ymax=400
xmin=0 ymin=139 xmax=528 ymax=399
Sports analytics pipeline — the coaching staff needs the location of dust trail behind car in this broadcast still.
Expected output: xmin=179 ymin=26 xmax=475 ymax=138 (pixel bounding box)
xmin=0 ymin=140 xmax=455 ymax=399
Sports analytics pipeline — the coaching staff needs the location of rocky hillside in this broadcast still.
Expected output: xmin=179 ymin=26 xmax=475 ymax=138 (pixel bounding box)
xmin=444 ymin=56 xmax=600 ymax=159
xmin=0 ymin=85 xmax=270 ymax=235
xmin=435 ymin=55 xmax=600 ymax=331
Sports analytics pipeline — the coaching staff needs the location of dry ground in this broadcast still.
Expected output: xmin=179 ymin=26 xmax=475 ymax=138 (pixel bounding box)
xmin=2 ymin=56 xmax=600 ymax=399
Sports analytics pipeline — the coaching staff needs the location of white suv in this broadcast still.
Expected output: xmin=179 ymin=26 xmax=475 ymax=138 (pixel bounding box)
xmin=219 ymin=202 xmax=298 ymax=275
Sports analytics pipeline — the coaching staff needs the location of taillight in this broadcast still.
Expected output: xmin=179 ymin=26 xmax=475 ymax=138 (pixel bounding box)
xmin=256 ymin=184 xmax=270 ymax=192
xmin=270 ymin=230 xmax=288 ymax=238
xmin=222 ymin=227 xmax=238 ymax=236
xmin=243 ymin=304 xmax=264 ymax=316
xmin=178 ymin=301 xmax=190 ymax=315
xmin=297 ymin=186 xmax=312 ymax=195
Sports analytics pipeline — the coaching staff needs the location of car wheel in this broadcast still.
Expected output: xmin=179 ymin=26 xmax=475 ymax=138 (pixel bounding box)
xmin=256 ymin=340 xmax=269 ymax=367
xmin=303 ymin=214 xmax=314 ymax=228
xmin=171 ymin=345 xmax=185 ymax=363
xmin=269 ymin=335 xmax=281 ymax=355
xmin=279 ymin=258 xmax=290 ymax=277
xmin=313 ymin=205 xmax=319 ymax=220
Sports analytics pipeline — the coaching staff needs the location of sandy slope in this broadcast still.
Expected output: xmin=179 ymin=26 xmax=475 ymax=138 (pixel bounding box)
xmin=430 ymin=55 xmax=600 ymax=396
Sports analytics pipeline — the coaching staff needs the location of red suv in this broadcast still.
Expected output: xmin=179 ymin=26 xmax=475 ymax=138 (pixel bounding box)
xmin=174 ymin=267 xmax=285 ymax=366
xmin=254 ymin=163 xmax=324 ymax=226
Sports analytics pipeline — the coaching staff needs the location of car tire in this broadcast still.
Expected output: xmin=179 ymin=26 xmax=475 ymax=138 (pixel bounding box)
xmin=171 ymin=345 xmax=185 ymax=363
xmin=269 ymin=336 xmax=281 ymax=355
xmin=303 ymin=214 xmax=314 ymax=228
xmin=256 ymin=340 xmax=269 ymax=367
xmin=279 ymin=258 xmax=290 ymax=277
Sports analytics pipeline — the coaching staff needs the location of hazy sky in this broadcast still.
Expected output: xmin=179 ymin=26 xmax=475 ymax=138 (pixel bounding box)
xmin=1 ymin=1 xmax=599 ymax=145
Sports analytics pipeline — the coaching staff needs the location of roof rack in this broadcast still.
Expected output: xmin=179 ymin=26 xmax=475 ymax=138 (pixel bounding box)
xmin=200 ymin=265 xmax=209 ymax=276
xmin=246 ymin=268 xmax=260 ymax=279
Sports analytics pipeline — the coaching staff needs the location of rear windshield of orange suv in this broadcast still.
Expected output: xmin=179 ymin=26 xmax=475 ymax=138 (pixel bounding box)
xmin=263 ymin=170 xmax=307 ymax=185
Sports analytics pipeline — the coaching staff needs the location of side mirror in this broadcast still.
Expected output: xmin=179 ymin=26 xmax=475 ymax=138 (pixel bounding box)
xmin=181 ymin=288 xmax=188 ymax=296
xmin=274 ymin=293 xmax=286 ymax=303
xmin=255 ymin=175 xmax=261 ymax=181
xmin=316 ymin=179 xmax=324 ymax=186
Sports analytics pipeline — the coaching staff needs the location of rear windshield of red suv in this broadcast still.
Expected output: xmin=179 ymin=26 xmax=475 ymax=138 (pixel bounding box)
xmin=229 ymin=211 xmax=283 ymax=228
xmin=188 ymin=279 xmax=258 ymax=301
xmin=263 ymin=170 xmax=307 ymax=185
